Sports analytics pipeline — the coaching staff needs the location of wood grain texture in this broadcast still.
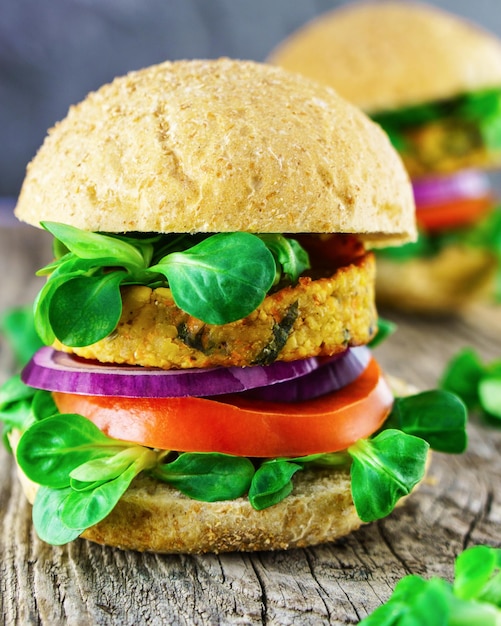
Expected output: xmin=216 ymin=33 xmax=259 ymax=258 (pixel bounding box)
xmin=1 ymin=226 xmax=500 ymax=625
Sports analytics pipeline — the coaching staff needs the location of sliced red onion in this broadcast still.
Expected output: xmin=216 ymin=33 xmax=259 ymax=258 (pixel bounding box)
xmin=21 ymin=346 xmax=342 ymax=399
xmin=241 ymin=346 xmax=371 ymax=403
xmin=412 ymin=169 xmax=491 ymax=209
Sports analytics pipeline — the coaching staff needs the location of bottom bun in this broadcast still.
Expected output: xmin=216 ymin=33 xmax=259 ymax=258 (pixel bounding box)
xmin=376 ymin=244 xmax=497 ymax=313
xmin=14 ymin=377 xmax=424 ymax=553
xmin=88 ymin=469 xmax=364 ymax=553
xmin=84 ymin=471 xmax=360 ymax=553
xmin=17 ymin=464 xmax=361 ymax=553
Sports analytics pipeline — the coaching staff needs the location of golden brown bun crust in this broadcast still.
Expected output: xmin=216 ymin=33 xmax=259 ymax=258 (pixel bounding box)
xmin=85 ymin=470 xmax=362 ymax=553
xmin=376 ymin=245 xmax=498 ymax=313
xmin=13 ymin=378 xmax=424 ymax=553
xmin=15 ymin=58 xmax=415 ymax=246
xmin=269 ymin=2 xmax=501 ymax=112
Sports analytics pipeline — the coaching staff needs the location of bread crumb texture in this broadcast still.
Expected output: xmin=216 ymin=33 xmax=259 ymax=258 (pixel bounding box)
xmin=15 ymin=58 xmax=415 ymax=245
xmin=82 ymin=469 xmax=362 ymax=553
xmin=270 ymin=1 xmax=501 ymax=112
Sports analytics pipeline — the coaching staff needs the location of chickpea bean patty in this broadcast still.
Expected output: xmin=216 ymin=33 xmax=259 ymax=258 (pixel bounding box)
xmin=57 ymin=253 xmax=376 ymax=369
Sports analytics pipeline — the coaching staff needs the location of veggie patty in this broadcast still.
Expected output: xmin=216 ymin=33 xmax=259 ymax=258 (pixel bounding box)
xmin=55 ymin=253 xmax=376 ymax=369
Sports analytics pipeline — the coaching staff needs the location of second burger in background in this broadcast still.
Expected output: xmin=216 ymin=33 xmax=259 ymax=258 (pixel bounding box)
xmin=270 ymin=1 xmax=501 ymax=312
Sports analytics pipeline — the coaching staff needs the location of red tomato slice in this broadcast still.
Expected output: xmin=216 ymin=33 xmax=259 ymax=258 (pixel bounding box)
xmin=416 ymin=195 xmax=493 ymax=232
xmin=52 ymin=358 xmax=394 ymax=457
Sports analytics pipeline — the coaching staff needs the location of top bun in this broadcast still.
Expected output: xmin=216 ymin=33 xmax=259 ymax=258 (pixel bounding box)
xmin=15 ymin=58 xmax=415 ymax=245
xmin=269 ymin=2 xmax=501 ymax=113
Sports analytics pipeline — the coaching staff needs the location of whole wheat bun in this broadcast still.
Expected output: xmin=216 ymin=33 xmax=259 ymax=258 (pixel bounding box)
xmin=12 ymin=378 xmax=425 ymax=553
xmin=15 ymin=58 xmax=415 ymax=246
xmin=269 ymin=1 xmax=501 ymax=113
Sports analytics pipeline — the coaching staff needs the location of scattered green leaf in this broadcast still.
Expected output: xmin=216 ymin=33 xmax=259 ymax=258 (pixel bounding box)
xmin=0 ymin=375 xmax=37 ymax=450
xmin=0 ymin=305 xmax=44 ymax=366
xmin=360 ymin=545 xmax=501 ymax=625
xmin=441 ymin=348 xmax=501 ymax=423
xmin=368 ymin=317 xmax=397 ymax=349
xmin=479 ymin=378 xmax=501 ymax=420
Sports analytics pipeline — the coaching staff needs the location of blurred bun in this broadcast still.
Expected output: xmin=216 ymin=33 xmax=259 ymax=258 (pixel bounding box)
xmin=269 ymin=1 xmax=501 ymax=113
xmin=15 ymin=58 xmax=415 ymax=246
xmin=376 ymin=244 xmax=498 ymax=312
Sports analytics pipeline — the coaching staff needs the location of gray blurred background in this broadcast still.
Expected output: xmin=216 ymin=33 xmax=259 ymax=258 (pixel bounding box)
xmin=2 ymin=0 xmax=501 ymax=198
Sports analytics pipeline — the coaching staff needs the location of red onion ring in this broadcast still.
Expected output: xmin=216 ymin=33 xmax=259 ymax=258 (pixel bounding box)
xmin=412 ymin=169 xmax=491 ymax=209
xmin=21 ymin=347 xmax=347 ymax=399
xmin=242 ymin=346 xmax=371 ymax=403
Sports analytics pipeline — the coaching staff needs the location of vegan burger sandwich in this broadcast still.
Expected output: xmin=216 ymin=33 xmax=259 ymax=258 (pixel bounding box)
xmin=3 ymin=58 xmax=467 ymax=553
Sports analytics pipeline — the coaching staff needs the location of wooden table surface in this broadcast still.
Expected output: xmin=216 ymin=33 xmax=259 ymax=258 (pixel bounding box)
xmin=1 ymin=223 xmax=500 ymax=625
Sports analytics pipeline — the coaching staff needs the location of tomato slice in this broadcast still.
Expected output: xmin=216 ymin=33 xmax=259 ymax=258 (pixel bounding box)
xmin=52 ymin=358 xmax=394 ymax=457
xmin=416 ymin=195 xmax=493 ymax=232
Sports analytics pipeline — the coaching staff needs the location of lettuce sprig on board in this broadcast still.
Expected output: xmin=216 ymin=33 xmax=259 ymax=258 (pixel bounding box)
xmin=0 ymin=306 xmax=44 ymax=367
xmin=360 ymin=545 xmax=501 ymax=626
xmin=441 ymin=347 xmax=501 ymax=424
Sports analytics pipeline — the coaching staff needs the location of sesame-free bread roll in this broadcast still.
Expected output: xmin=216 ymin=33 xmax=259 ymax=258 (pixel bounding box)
xmin=15 ymin=58 xmax=415 ymax=246
xmin=269 ymin=2 xmax=501 ymax=113
xmin=16 ymin=465 xmax=361 ymax=553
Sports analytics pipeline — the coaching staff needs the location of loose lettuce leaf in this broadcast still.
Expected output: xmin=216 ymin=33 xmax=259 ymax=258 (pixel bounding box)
xmin=441 ymin=348 xmax=501 ymax=423
xmin=360 ymin=545 xmax=501 ymax=625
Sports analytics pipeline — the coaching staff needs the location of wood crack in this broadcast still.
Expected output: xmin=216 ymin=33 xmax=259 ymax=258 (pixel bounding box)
xmin=303 ymin=548 xmax=335 ymax=623
xmin=375 ymin=521 xmax=414 ymax=576
xmin=463 ymin=487 xmax=494 ymax=551
xmin=248 ymin=556 xmax=268 ymax=625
